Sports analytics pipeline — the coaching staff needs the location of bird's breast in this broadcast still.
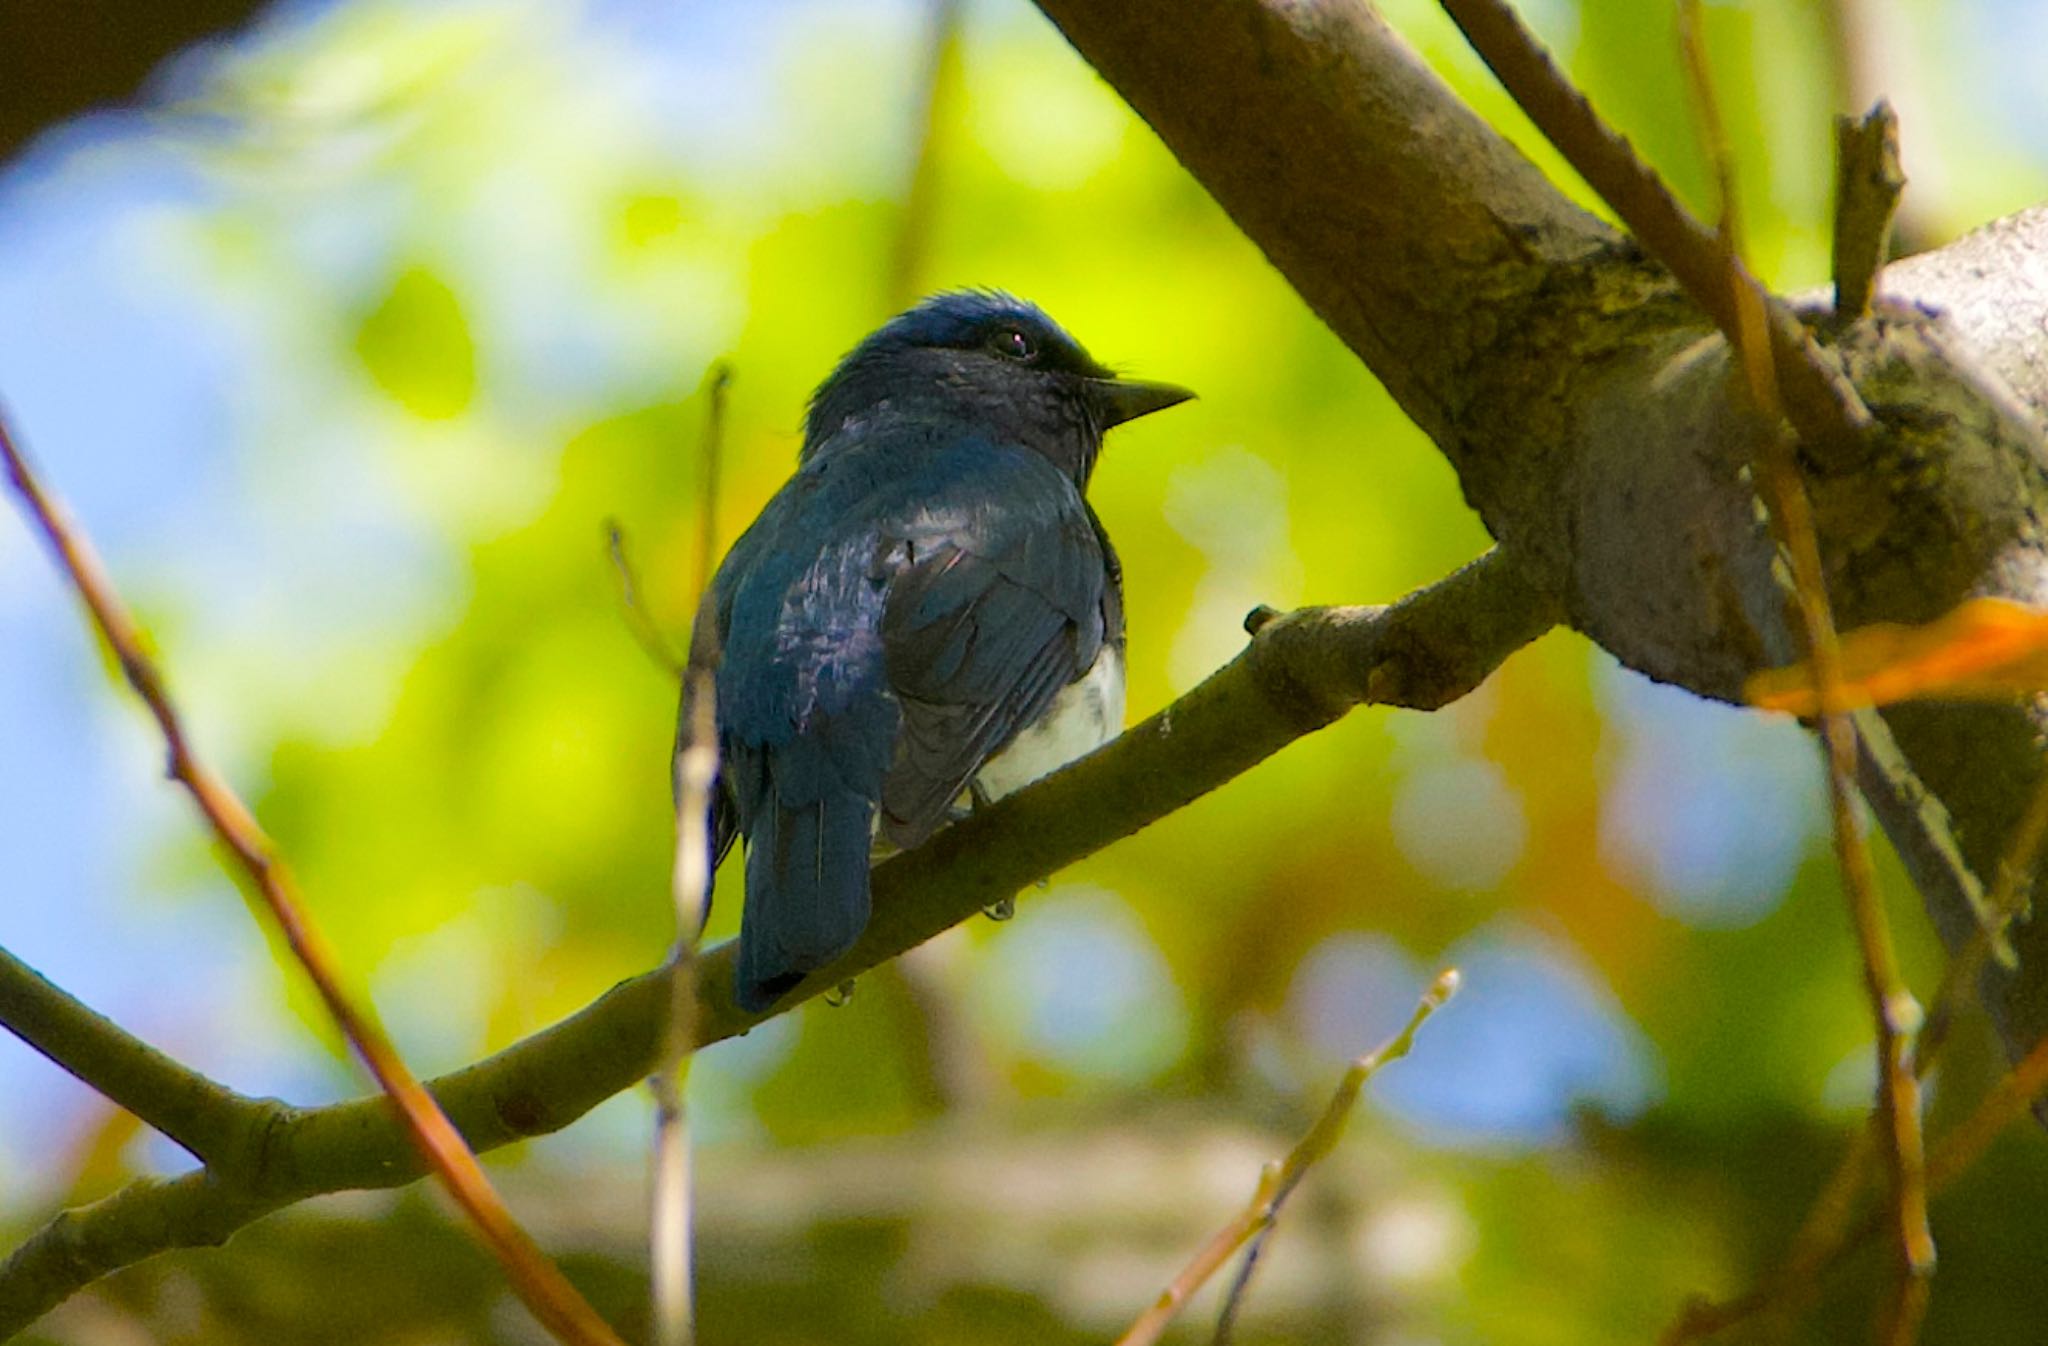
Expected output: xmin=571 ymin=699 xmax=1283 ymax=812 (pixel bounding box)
xmin=973 ymin=646 xmax=1126 ymax=802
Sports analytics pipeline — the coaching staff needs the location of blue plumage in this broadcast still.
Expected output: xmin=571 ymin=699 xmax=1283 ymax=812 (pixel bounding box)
xmin=688 ymin=292 xmax=1192 ymax=1011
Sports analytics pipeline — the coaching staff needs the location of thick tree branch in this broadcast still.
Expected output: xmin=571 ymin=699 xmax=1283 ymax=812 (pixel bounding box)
xmin=1033 ymin=0 xmax=1615 ymax=466
xmin=1031 ymin=0 xmax=2048 ymax=1080
xmin=0 ymin=946 xmax=262 ymax=1167
xmin=0 ymin=548 xmax=1558 ymax=1336
xmin=2 ymin=412 xmax=627 ymax=1346
xmin=1438 ymin=0 xmax=1871 ymax=465
xmin=0 ymin=0 xmax=268 ymax=165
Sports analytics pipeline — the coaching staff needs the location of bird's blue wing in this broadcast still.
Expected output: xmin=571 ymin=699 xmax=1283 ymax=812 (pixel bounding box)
xmin=701 ymin=430 xmax=1110 ymax=1009
xmin=706 ymin=452 xmax=905 ymax=1010
xmin=876 ymin=445 xmax=1110 ymax=846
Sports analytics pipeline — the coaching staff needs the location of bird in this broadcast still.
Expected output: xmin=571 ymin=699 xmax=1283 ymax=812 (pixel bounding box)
xmin=683 ymin=290 xmax=1193 ymax=1013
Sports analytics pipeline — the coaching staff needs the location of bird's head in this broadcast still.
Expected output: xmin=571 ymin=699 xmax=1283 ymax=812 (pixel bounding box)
xmin=803 ymin=290 xmax=1193 ymax=484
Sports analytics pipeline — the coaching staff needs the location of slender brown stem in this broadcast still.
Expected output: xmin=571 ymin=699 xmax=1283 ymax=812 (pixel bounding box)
xmin=1437 ymin=0 xmax=1872 ymax=467
xmin=0 ymin=405 xmax=626 ymax=1346
xmin=1919 ymin=770 xmax=2048 ymax=1070
xmin=1685 ymin=10 xmax=1932 ymax=1335
xmin=1114 ymin=969 xmax=1459 ymax=1346
xmin=1667 ymin=1016 xmax=2048 ymax=1345
xmin=650 ymin=362 xmax=730 ymax=1346
xmin=887 ymin=0 xmax=964 ymax=311
xmin=1831 ymin=103 xmax=1905 ymax=321
xmin=1434 ymin=1 xmax=1933 ymax=1336
xmin=0 ymin=549 xmax=1557 ymax=1336
xmin=1926 ymin=1025 xmax=2048 ymax=1192
xmin=606 ymin=520 xmax=686 ymax=679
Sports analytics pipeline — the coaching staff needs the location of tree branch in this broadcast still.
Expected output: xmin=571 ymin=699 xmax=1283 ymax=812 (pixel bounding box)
xmin=1664 ymin=0 xmax=1933 ymax=1320
xmin=1831 ymin=102 xmax=1905 ymax=322
xmin=1031 ymin=0 xmax=2048 ymax=1087
xmin=1115 ymin=968 xmax=1460 ymax=1346
xmin=0 ymin=547 xmax=1558 ymax=1336
xmin=0 ymin=945 xmax=262 ymax=1167
xmin=1437 ymin=0 xmax=1872 ymax=465
xmin=0 ymin=0 xmax=268 ymax=165
xmin=2 ymin=410 xmax=626 ymax=1346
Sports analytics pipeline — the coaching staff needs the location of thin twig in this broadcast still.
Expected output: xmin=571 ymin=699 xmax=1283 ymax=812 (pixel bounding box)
xmin=1831 ymin=102 xmax=1905 ymax=321
xmin=1209 ymin=1222 xmax=1272 ymax=1346
xmin=1672 ymin=4 xmax=1931 ymax=1337
xmin=0 ymin=405 xmax=627 ymax=1346
xmin=0 ymin=944 xmax=259 ymax=1165
xmin=887 ymin=0 xmax=964 ymax=311
xmin=1918 ymin=770 xmax=2048 ymax=1070
xmin=1437 ymin=0 xmax=1931 ymax=1335
xmin=1115 ymin=968 xmax=1460 ymax=1346
xmin=1925 ymin=1024 xmax=2048 ymax=1192
xmin=1674 ymin=0 xmax=1739 ymax=247
xmin=647 ymin=1082 xmax=693 ymax=1346
xmin=1436 ymin=0 xmax=1872 ymax=467
xmin=650 ymin=362 xmax=730 ymax=1346
xmin=606 ymin=520 xmax=686 ymax=679
xmin=0 ymin=551 xmax=1557 ymax=1336
xmin=1666 ymin=1012 xmax=2048 ymax=1345
xmin=1662 ymin=760 xmax=2048 ymax=1343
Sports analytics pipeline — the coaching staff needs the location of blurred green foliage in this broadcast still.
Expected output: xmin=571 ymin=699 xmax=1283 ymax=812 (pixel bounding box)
xmin=11 ymin=0 xmax=2048 ymax=1343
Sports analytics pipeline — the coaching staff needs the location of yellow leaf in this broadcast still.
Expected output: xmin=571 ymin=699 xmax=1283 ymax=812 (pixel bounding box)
xmin=1744 ymin=598 xmax=2048 ymax=713
xmin=354 ymin=266 xmax=476 ymax=419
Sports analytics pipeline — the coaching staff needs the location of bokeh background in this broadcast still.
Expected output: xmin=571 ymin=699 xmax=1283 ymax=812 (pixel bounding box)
xmin=5 ymin=0 xmax=2048 ymax=1342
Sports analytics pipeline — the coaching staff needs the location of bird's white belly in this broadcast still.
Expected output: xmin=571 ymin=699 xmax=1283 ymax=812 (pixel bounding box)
xmin=973 ymin=647 xmax=1126 ymax=802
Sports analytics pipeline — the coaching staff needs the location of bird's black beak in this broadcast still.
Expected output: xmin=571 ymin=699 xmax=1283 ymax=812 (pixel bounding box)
xmin=1086 ymin=377 xmax=1196 ymax=429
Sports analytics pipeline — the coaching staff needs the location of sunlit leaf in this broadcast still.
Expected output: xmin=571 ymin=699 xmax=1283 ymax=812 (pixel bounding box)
xmin=1744 ymin=597 xmax=2048 ymax=713
xmin=354 ymin=265 xmax=477 ymax=419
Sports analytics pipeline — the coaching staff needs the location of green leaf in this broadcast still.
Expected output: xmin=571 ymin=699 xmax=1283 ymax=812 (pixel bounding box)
xmin=354 ymin=265 xmax=477 ymax=419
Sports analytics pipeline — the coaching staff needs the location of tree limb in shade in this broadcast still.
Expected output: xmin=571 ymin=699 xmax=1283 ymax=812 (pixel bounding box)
xmin=0 ymin=543 xmax=1557 ymax=1337
xmin=0 ymin=406 xmax=629 ymax=1346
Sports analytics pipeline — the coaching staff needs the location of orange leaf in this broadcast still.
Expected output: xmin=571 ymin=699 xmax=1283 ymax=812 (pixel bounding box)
xmin=1744 ymin=598 xmax=2048 ymax=714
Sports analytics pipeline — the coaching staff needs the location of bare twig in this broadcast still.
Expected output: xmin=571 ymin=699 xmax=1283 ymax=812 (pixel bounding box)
xmin=1919 ymin=770 xmax=2048 ymax=1070
xmin=1436 ymin=0 xmax=1872 ymax=467
xmin=1661 ymin=756 xmax=2048 ymax=1343
xmin=1739 ymin=163 xmax=1933 ymax=1346
xmin=1674 ymin=0 xmax=1738 ymax=246
xmin=1209 ymin=1220 xmax=1272 ymax=1346
xmin=1432 ymin=1 xmax=1931 ymax=1335
xmin=887 ymin=0 xmax=964 ymax=310
xmin=1925 ymin=1026 xmax=2048 ymax=1192
xmin=0 ymin=550 xmax=1556 ymax=1335
xmin=0 ymin=944 xmax=259 ymax=1166
xmin=647 ymin=1077 xmax=693 ymax=1346
xmin=1673 ymin=4 xmax=1930 ymax=1337
xmin=606 ymin=520 xmax=686 ymax=679
xmin=650 ymin=363 xmax=730 ymax=1346
xmin=1115 ymin=969 xmax=1460 ymax=1346
xmin=1831 ymin=102 xmax=1904 ymax=321
xmin=0 ymin=406 xmax=627 ymax=1346
xmin=1665 ymin=1004 xmax=2048 ymax=1345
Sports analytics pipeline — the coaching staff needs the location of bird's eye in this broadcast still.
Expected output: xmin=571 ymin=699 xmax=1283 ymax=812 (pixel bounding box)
xmin=992 ymin=328 xmax=1036 ymax=360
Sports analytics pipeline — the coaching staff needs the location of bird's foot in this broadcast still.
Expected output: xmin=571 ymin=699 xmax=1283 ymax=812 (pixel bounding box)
xmin=948 ymin=779 xmax=997 ymax=825
xmin=982 ymin=895 xmax=1016 ymax=923
xmin=823 ymin=978 xmax=858 ymax=1007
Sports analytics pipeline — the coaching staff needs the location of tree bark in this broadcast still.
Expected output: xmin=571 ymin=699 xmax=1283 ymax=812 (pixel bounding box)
xmin=0 ymin=0 xmax=270 ymax=165
xmin=1033 ymin=0 xmax=2048 ymax=1060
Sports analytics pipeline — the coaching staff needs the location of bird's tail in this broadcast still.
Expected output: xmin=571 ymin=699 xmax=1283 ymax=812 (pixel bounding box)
xmin=735 ymin=791 xmax=875 ymax=1012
